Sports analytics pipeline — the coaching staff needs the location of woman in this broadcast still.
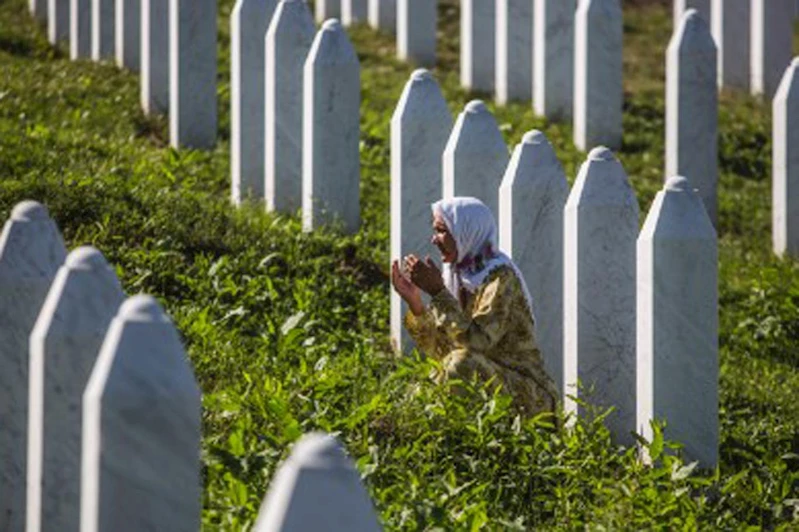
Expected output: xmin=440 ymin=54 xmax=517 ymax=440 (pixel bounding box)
xmin=391 ymin=196 xmax=558 ymax=416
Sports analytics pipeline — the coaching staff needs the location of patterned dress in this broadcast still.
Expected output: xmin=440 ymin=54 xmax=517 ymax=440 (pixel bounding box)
xmin=404 ymin=265 xmax=558 ymax=416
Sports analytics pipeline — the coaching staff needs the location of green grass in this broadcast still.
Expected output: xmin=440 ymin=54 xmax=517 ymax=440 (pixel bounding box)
xmin=0 ymin=0 xmax=797 ymax=528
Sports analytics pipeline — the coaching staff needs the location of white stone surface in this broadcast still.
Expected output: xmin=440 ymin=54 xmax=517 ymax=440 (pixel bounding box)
xmin=0 ymin=201 xmax=66 ymax=532
xmin=666 ymin=9 xmax=718 ymax=225
xmin=534 ymin=0 xmax=576 ymax=121
xmin=91 ymin=0 xmax=115 ymax=59
xmin=48 ymin=0 xmax=70 ymax=44
xmin=316 ymin=0 xmax=340 ymax=23
xmin=495 ymin=0 xmax=533 ymax=105
xmin=773 ymin=58 xmax=799 ymax=257
xmin=253 ymin=433 xmax=382 ymax=532
xmin=141 ymin=0 xmax=169 ymax=115
xmin=26 ymin=247 xmax=124 ymax=532
xmin=31 ymin=0 xmax=47 ymax=23
xmin=231 ymin=0 xmax=278 ymax=204
xmin=265 ymin=0 xmax=315 ymax=214
xmin=751 ymin=0 xmax=794 ymax=99
xmin=70 ymin=0 xmax=92 ymax=59
xmin=574 ymin=0 xmax=623 ymax=151
xmin=711 ymin=0 xmax=750 ymax=90
xmin=672 ymin=0 xmax=709 ymax=26
xmin=498 ymin=130 xmax=568 ymax=392
xmin=80 ymin=295 xmax=201 ymax=532
xmin=637 ymin=175 xmax=718 ymax=467
xmin=342 ymin=0 xmax=367 ymax=26
xmin=397 ymin=0 xmax=436 ymax=67
xmin=390 ymin=69 xmax=452 ymax=353
xmin=303 ymin=20 xmax=361 ymax=234
xmin=442 ymin=100 xmax=509 ymax=219
xmin=170 ymin=0 xmax=218 ymax=149
xmin=461 ymin=0 xmax=495 ymax=92
xmin=369 ymin=0 xmax=395 ymax=32
xmin=563 ymin=147 xmax=638 ymax=445
xmin=115 ymin=0 xmax=140 ymax=70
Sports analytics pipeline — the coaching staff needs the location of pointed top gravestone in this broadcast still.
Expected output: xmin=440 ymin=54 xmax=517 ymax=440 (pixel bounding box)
xmin=534 ymin=0 xmax=576 ymax=121
xmin=673 ymin=0 xmax=709 ymax=27
xmin=461 ymin=0 xmax=495 ymax=92
xmin=711 ymin=0 xmax=750 ymax=90
xmin=496 ymin=0 xmax=533 ymax=105
xmin=397 ymin=0 xmax=437 ymax=67
xmin=773 ymin=58 xmax=799 ymax=257
xmin=751 ymin=0 xmax=793 ymax=99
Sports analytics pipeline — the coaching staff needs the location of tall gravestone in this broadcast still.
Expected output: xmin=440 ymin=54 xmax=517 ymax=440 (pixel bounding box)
xmin=70 ymin=0 xmax=92 ymax=59
xmin=141 ymin=0 xmax=169 ymax=115
xmin=0 ymin=201 xmax=67 ymax=532
xmin=563 ymin=147 xmax=638 ymax=445
xmin=265 ymin=0 xmax=315 ymax=213
xmin=574 ymin=0 xmax=623 ymax=151
xmin=711 ymin=0 xmax=750 ymax=90
xmin=48 ymin=0 xmax=69 ymax=44
xmin=442 ymin=100 xmax=509 ymax=219
xmin=534 ymin=0 xmax=575 ymax=121
xmin=31 ymin=0 xmax=47 ymax=23
xmin=115 ymin=0 xmax=140 ymax=71
xmin=80 ymin=295 xmax=202 ymax=532
xmin=369 ymin=0 xmax=395 ymax=32
xmin=91 ymin=0 xmax=115 ymax=59
xmin=495 ymin=0 xmax=533 ymax=105
xmin=751 ymin=0 xmax=794 ymax=99
xmin=498 ymin=131 xmax=569 ymax=391
xmin=390 ymin=69 xmax=452 ymax=353
xmin=26 ymin=247 xmax=125 ymax=532
xmin=637 ymin=176 xmax=718 ymax=468
xmin=672 ymin=0 xmax=709 ymax=26
xmin=170 ymin=0 xmax=218 ymax=149
xmin=303 ymin=20 xmax=361 ymax=234
xmin=773 ymin=58 xmax=799 ymax=258
xmin=461 ymin=0 xmax=495 ymax=92
xmin=230 ymin=0 xmax=277 ymax=204
xmin=341 ymin=0 xmax=367 ymax=26
xmin=666 ymin=9 xmax=718 ymax=224
xmin=316 ymin=0 xmax=340 ymax=23
xmin=397 ymin=0 xmax=436 ymax=67
xmin=253 ymin=433 xmax=381 ymax=531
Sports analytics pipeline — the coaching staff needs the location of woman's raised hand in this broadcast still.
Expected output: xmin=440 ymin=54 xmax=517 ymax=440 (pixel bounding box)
xmin=391 ymin=259 xmax=424 ymax=315
xmin=404 ymin=255 xmax=445 ymax=297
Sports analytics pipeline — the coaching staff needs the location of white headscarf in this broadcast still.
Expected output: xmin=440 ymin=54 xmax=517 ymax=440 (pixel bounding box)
xmin=431 ymin=197 xmax=535 ymax=320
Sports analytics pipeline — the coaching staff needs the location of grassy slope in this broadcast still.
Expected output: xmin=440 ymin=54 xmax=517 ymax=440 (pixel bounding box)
xmin=0 ymin=0 xmax=797 ymax=528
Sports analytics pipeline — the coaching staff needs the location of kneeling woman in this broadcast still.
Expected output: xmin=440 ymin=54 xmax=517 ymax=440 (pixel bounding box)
xmin=391 ymin=197 xmax=558 ymax=416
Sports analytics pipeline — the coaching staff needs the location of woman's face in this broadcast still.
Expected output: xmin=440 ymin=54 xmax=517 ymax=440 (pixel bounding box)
xmin=431 ymin=213 xmax=458 ymax=263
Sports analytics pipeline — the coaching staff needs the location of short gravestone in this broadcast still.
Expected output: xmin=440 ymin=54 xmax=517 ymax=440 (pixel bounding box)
xmin=316 ymin=0 xmax=340 ymax=23
xmin=369 ymin=0 xmax=395 ymax=32
xmin=341 ymin=0 xmax=367 ymax=26
xmin=534 ymin=0 xmax=576 ymax=121
xmin=31 ymin=0 xmax=47 ymax=23
xmin=70 ymin=0 xmax=92 ymax=59
xmin=141 ymin=0 xmax=169 ymax=115
xmin=574 ymin=0 xmax=623 ymax=151
xmin=751 ymin=0 xmax=794 ymax=99
xmin=115 ymin=0 xmax=140 ymax=71
xmin=170 ymin=0 xmax=218 ymax=149
xmin=563 ymin=147 xmax=638 ymax=446
xmin=498 ymin=131 xmax=569 ymax=393
xmin=773 ymin=58 xmax=799 ymax=257
xmin=80 ymin=295 xmax=202 ymax=532
xmin=91 ymin=0 xmax=115 ymax=59
xmin=265 ymin=0 xmax=315 ymax=213
xmin=711 ymin=0 xmax=750 ymax=90
xmin=495 ymin=0 xmax=533 ymax=105
xmin=461 ymin=0 xmax=495 ymax=92
xmin=48 ymin=0 xmax=69 ymax=44
xmin=26 ymin=247 xmax=125 ymax=532
xmin=0 ymin=201 xmax=67 ymax=532
xmin=390 ymin=69 xmax=452 ymax=353
xmin=230 ymin=0 xmax=278 ymax=204
xmin=666 ymin=9 xmax=718 ymax=225
xmin=673 ymin=0 xmax=709 ymax=26
xmin=397 ymin=0 xmax=436 ymax=67
xmin=252 ymin=433 xmax=381 ymax=531
xmin=637 ymin=175 xmax=718 ymax=468
xmin=442 ymin=100 xmax=509 ymax=219
xmin=303 ymin=20 xmax=361 ymax=234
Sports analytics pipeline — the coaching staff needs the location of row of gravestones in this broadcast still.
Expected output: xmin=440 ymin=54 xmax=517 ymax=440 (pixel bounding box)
xmin=0 ymin=202 xmax=384 ymax=531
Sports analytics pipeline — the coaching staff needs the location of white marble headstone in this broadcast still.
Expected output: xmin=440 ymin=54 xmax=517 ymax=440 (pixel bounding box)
xmin=70 ymin=0 xmax=92 ymax=59
xmin=637 ymin=175 xmax=718 ymax=467
xmin=397 ymin=0 xmax=436 ymax=67
xmin=773 ymin=58 xmax=799 ymax=257
xmin=26 ymin=247 xmax=125 ymax=532
xmin=342 ymin=0 xmax=367 ymax=26
xmin=48 ymin=0 xmax=69 ymax=44
xmin=316 ymin=0 xmax=341 ymax=23
xmin=80 ymin=295 xmax=201 ymax=532
xmin=31 ymin=0 xmax=47 ymax=23
xmin=711 ymin=0 xmax=750 ymax=90
xmin=534 ymin=0 xmax=576 ymax=121
xmin=115 ymin=0 xmax=140 ymax=71
xmin=461 ymin=0 xmax=495 ymax=92
xmin=751 ymin=0 xmax=794 ymax=99
xmin=673 ymin=0 xmax=709 ymax=27
xmin=91 ymin=0 xmax=115 ymax=59
xmin=141 ymin=0 xmax=169 ymax=115
xmin=495 ymin=0 xmax=533 ymax=105
xmin=368 ymin=0 xmax=395 ymax=32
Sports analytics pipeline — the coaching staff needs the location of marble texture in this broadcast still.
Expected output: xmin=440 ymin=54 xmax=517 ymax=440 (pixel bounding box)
xmin=773 ymin=58 xmax=799 ymax=257
xmin=563 ymin=147 xmax=638 ymax=445
xmin=253 ymin=433 xmax=381 ymax=532
xmin=342 ymin=0 xmax=367 ymax=26
xmin=534 ymin=0 xmax=576 ymax=121
xmin=170 ymin=0 xmax=218 ymax=149
xmin=48 ymin=0 xmax=70 ymax=44
xmin=495 ymin=0 xmax=533 ymax=105
xmin=80 ymin=295 xmax=201 ymax=532
xmin=397 ymin=0 xmax=436 ymax=67
xmin=461 ymin=0 xmax=495 ymax=92
xmin=31 ymin=0 xmax=48 ymax=23
xmin=498 ymin=130 xmax=568 ymax=391
xmin=574 ymin=0 xmax=623 ymax=151
xmin=751 ymin=0 xmax=794 ymax=99
xmin=141 ymin=0 xmax=169 ymax=115
xmin=302 ymin=20 xmax=361 ymax=234
xmin=316 ymin=0 xmax=340 ymax=23
xmin=230 ymin=0 xmax=278 ymax=204
xmin=711 ymin=0 xmax=750 ymax=90
xmin=91 ymin=0 xmax=115 ymax=59
xmin=390 ymin=69 xmax=452 ymax=353
xmin=26 ymin=247 xmax=124 ymax=532
xmin=442 ymin=100 xmax=509 ymax=219
xmin=637 ymin=175 xmax=718 ymax=467
xmin=672 ymin=0 xmax=709 ymax=27
xmin=369 ymin=0 xmax=395 ymax=32
xmin=115 ymin=0 xmax=140 ymax=71
xmin=70 ymin=0 xmax=92 ymax=59
xmin=666 ymin=9 xmax=718 ymax=225
xmin=0 ymin=201 xmax=66 ymax=532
